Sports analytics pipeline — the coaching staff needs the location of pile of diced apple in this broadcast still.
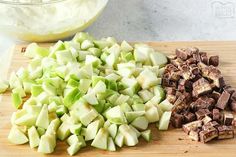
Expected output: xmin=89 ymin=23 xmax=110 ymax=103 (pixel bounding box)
xmin=2 ymin=32 xmax=173 ymax=156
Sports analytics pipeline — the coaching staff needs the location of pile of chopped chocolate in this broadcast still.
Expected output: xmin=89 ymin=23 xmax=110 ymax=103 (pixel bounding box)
xmin=162 ymin=47 xmax=236 ymax=143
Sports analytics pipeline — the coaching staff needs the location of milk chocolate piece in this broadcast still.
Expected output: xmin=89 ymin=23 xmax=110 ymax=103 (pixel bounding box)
xmin=189 ymin=128 xmax=201 ymax=141
xmin=202 ymin=121 xmax=219 ymax=130
xmin=217 ymin=125 xmax=234 ymax=139
xmin=182 ymin=120 xmax=202 ymax=134
xmin=213 ymin=109 xmax=221 ymax=122
xmin=195 ymin=109 xmax=212 ymax=120
xmin=176 ymin=48 xmax=189 ymax=60
xmin=202 ymin=115 xmax=212 ymax=125
xmin=216 ymin=91 xmax=230 ymax=110
xmin=209 ymin=56 xmax=219 ymax=67
xmin=199 ymin=127 xmax=218 ymax=143
xmin=224 ymin=112 xmax=234 ymax=126
xmin=192 ymin=78 xmax=212 ymax=97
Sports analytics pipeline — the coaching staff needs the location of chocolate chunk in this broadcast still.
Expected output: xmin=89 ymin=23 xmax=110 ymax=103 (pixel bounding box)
xmin=202 ymin=121 xmax=219 ymax=130
xmin=166 ymin=94 xmax=177 ymax=104
xmin=189 ymin=128 xmax=201 ymax=141
xmin=201 ymin=65 xmax=224 ymax=88
xmin=199 ymin=127 xmax=218 ymax=143
xmin=186 ymin=58 xmax=197 ymax=65
xmin=223 ymin=86 xmax=235 ymax=95
xmin=165 ymin=87 xmax=176 ymax=95
xmin=195 ymin=109 xmax=212 ymax=120
xmin=213 ymin=109 xmax=221 ymax=122
xmin=224 ymin=112 xmax=234 ymax=126
xmin=169 ymin=71 xmax=181 ymax=81
xmin=171 ymin=58 xmax=184 ymax=68
xmin=200 ymin=52 xmax=208 ymax=65
xmin=217 ymin=125 xmax=234 ymax=139
xmin=202 ymin=115 xmax=212 ymax=125
xmin=232 ymin=118 xmax=236 ymax=127
xmin=176 ymin=48 xmax=189 ymax=60
xmin=184 ymin=112 xmax=196 ymax=123
xmin=230 ymin=101 xmax=236 ymax=112
xmin=209 ymin=56 xmax=219 ymax=67
xmin=190 ymin=65 xmax=200 ymax=75
xmin=192 ymin=78 xmax=212 ymax=97
xmin=171 ymin=113 xmax=184 ymax=128
xmin=210 ymin=91 xmax=221 ymax=101
xmin=231 ymin=92 xmax=236 ymax=101
xmin=216 ymin=91 xmax=230 ymax=110
xmin=181 ymin=65 xmax=195 ymax=80
xmin=182 ymin=120 xmax=202 ymax=134
xmin=190 ymin=97 xmax=215 ymax=111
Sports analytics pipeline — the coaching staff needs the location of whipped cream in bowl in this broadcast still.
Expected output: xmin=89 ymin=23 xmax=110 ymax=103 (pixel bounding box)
xmin=0 ymin=0 xmax=108 ymax=42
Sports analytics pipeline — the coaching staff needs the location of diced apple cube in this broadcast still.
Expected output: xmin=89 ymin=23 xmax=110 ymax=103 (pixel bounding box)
xmin=8 ymin=126 xmax=28 ymax=144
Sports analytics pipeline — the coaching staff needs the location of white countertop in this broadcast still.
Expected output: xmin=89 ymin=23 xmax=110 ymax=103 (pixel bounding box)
xmin=1 ymin=0 xmax=236 ymax=77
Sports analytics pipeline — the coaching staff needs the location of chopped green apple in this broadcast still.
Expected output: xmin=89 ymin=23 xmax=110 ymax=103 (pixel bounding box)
xmin=114 ymin=132 xmax=124 ymax=147
xmin=125 ymin=111 xmax=145 ymax=123
xmin=57 ymin=122 xmax=71 ymax=141
xmin=11 ymin=92 xmax=22 ymax=109
xmin=136 ymin=68 xmax=160 ymax=89
xmin=158 ymin=111 xmax=172 ymax=130
xmin=106 ymin=106 xmax=127 ymax=124
xmin=0 ymin=79 xmax=9 ymax=93
xmin=121 ymin=40 xmax=133 ymax=52
xmin=108 ymin=123 xmax=118 ymax=139
xmin=159 ymin=99 xmax=173 ymax=111
xmin=8 ymin=126 xmax=28 ymax=144
xmin=141 ymin=130 xmax=151 ymax=142
xmin=85 ymin=120 xmax=100 ymax=141
xmin=131 ymin=116 xmax=149 ymax=130
xmin=36 ymin=104 xmax=49 ymax=129
xmin=67 ymin=142 xmax=82 ymax=156
xmin=149 ymin=52 xmax=167 ymax=67
xmin=91 ymin=128 xmax=108 ymax=150
xmin=107 ymin=137 xmax=116 ymax=151
xmin=118 ymin=124 xmax=138 ymax=146
xmin=28 ymin=126 xmax=40 ymax=148
xmin=38 ymin=134 xmax=56 ymax=154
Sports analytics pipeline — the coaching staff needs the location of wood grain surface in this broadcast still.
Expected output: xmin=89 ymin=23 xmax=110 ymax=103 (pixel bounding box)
xmin=0 ymin=41 xmax=236 ymax=157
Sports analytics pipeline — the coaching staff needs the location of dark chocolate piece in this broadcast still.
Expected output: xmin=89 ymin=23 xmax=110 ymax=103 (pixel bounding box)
xmin=224 ymin=112 xmax=234 ymax=126
xmin=192 ymin=78 xmax=212 ymax=97
xmin=230 ymin=101 xmax=236 ymax=112
xmin=199 ymin=127 xmax=218 ymax=143
xmin=210 ymin=91 xmax=221 ymax=101
xmin=209 ymin=56 xmax=219 ymax=67
xmin=216 ymin=91 xmax=230 ymax=110
xmin=171 ymin=113 xmax=184 ymax=128
xmin=200 ymin=52 xmax=208 ymax=65
xmin=212 ymin=109 xmax=221 ymax=122
xmin=217 ymin=125 xmax=234 ymax=139
xmin=223 ymin=86 xmax=235 ymax=95
xmin=184 ymin=112 xmax=196 ymax=123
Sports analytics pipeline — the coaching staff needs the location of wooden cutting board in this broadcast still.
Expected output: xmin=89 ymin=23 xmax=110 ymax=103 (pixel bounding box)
xmin=0 ymin=41 xmax=236 ymax=157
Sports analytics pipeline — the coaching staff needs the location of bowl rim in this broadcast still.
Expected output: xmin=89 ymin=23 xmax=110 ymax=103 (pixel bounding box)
xmin=0 ymin=0 xmax=67 ymax=5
